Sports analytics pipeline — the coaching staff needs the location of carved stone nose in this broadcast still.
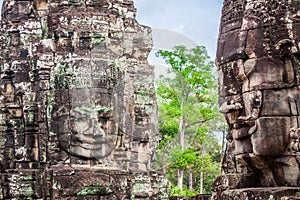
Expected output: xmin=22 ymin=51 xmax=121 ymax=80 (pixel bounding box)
xmin=93 ymin=124 xmax=105 ymax=136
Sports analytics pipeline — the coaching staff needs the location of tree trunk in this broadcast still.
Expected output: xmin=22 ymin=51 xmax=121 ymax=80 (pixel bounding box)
xmin=178 ymin=169 xmax=184 ymax=190
xmin=179 ymin=116 xmax=185 ymax=151
xmin=200 ymin=171 xmax=203 ymax=194
xmin=179 ymin=72 xmax=185 ymax=152
xmin=177 ymin=72 xmax=185 ymax=190
xmin=162 ymin=155 xmax=166 ymax=174
xmin=189 ymin=170 xmax=193 ymax=191
xmin=178 ymin=115 xmax=185 ymax=189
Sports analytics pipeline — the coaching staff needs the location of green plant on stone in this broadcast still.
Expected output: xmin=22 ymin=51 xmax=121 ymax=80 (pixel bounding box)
xmin=77 ymin=184 xmax=112 ymax=196
xmin=74 ymin=104 xmax=111 ymax=116
xmin=24 ymin=186 xmax=34 ymax=197
xmin=77 ymin=188 xmax=101 ymax=196
xmin=41 ymin=26 xmax=48 ymax=39
xmin=92 ymin=37 xmax=106 ymax=44
xmin=22 ymin=175 xmax=33 ymax=181
xmin=54 ymin=64 xmax=73 ymax=89
xmin=28 ymin=113 xmax=34 ymax=121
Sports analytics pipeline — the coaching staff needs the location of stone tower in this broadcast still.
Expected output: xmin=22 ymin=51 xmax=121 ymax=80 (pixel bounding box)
xmin=213 ymin=0 xmax=300 ymax=199
xmin=0 ymin=0 xmax=168 ymax=199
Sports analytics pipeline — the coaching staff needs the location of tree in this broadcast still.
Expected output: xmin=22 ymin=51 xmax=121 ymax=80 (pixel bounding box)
xmin=155 ymin=45 xmax=223 ymax=193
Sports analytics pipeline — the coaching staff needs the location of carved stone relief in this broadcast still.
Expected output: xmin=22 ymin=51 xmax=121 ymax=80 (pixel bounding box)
xmin=214 ymin=0 xmax=300 ymax=197
xmin=0 ymin=0 xmax=168 ymax=199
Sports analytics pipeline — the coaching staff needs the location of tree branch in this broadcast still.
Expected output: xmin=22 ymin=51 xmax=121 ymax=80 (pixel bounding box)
xmin=185 ymin=118 xmax=212 ymax=128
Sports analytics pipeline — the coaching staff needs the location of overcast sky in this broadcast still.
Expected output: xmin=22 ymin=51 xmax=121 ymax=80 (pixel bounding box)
xmin=134 ymin=0 xmax=223 ymax=59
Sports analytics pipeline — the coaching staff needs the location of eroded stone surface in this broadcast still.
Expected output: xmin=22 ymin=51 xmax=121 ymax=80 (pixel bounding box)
xmin=214 ymin=0 xmax=300 ymax=199
xmin=216 ymin=187 xmax=300 ymax=200
xmin=0 ymin=0 xmax=168 ymax=199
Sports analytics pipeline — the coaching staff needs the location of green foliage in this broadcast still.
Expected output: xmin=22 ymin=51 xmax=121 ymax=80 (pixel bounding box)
xmin=156 ymin=45 xmax=220 ymax=138
xmin=172 ymin=149 xmax=196 ymax=170
xmin=156 ymin=45 xmax=216 ymax=97
xmin=158 ymin=121 xmax=178 ymax=147
xmin=154 ymin=45 xmax=224 ymax=197
xmin=169 ymin=183 xmax=199 ymax=198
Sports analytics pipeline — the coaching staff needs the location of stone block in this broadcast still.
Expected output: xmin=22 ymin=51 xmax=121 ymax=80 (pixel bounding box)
xmin=212 ymin=187 xmax=300 ymax=200
xmin=251 ymin=117 xmax=290 ymax=156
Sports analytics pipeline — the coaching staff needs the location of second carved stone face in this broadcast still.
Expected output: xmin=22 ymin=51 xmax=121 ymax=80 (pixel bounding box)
xmin=216 ymin=0 xmax=300 ymax=188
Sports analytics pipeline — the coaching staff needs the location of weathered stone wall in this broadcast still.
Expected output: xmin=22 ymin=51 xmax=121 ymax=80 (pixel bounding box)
xmin=214 ymin=0 xmax=300 ymax=199
xmin=0 ymin=0 xmax=168 ymax=199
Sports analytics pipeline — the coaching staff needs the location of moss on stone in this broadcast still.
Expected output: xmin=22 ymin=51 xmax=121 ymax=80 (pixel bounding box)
xmin=92 ymin=37 xmax=106 ymax=44
xmin=22 ymin=174 xmax=33 ymax=181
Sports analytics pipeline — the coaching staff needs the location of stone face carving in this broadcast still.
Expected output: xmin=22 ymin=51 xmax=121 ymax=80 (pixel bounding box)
xmin=214 ymin=0 xmax=300 ymax=197
xmin=0 ymin=0 xmax=168 ymax=199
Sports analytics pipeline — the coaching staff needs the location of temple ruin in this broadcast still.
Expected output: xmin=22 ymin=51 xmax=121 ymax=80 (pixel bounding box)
xmin=214 ymin=0 xmax=300 ymax=199
xmin=0 ymin=0 xmax=168 ymax=199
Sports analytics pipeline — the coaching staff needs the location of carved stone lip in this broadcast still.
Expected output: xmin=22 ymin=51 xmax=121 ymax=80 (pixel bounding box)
xmin=71 ymin=143 xmax=110 ymax=150
xmin=69 ymin=145 xmax=114 ymax=159
xmin=71 ymin=132 xmax=117 ymax=150
xmin=74 ymin=134 xmax=112 ymax=144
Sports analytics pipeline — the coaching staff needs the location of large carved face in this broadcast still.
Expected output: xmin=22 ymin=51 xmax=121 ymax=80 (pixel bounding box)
xmin=60 ymin=89 xmax=117 ymax=159
xmin=51 ymin=60 xmax=124 ymax=160
xmin=216 ymin=0 xmax=300 ymax=187
xmin=218 ymin=0 xmax=300 ymax=156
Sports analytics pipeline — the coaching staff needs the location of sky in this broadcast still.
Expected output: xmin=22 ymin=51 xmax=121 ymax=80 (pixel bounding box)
xmin=133 ymin=0 xmax=223 ymax=76
xmin=134 ymin=0 xmax=223 ymax=59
